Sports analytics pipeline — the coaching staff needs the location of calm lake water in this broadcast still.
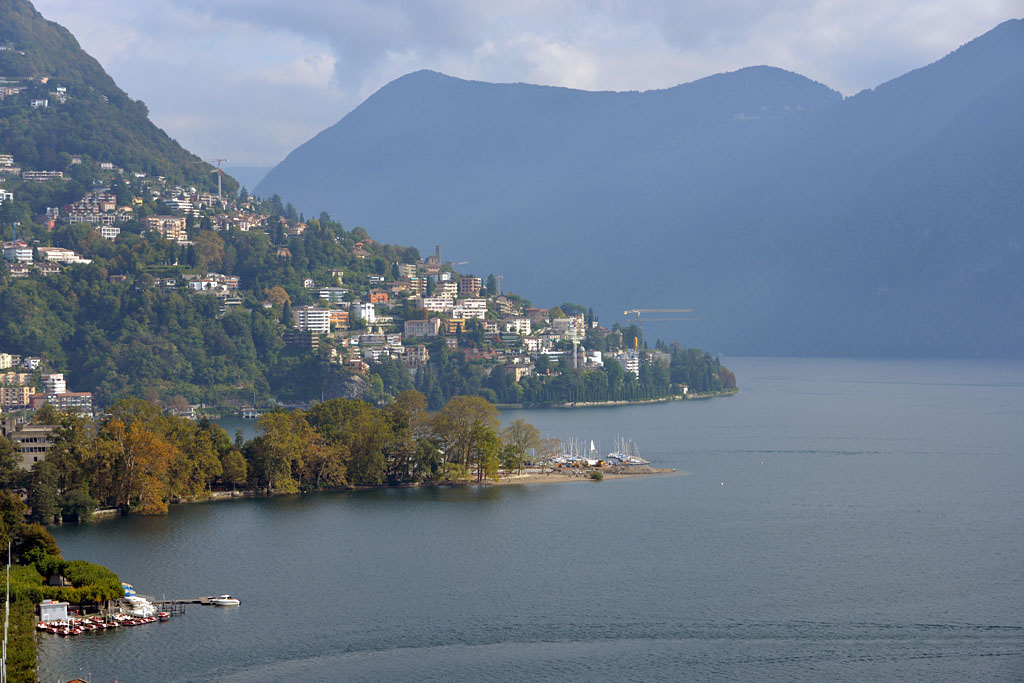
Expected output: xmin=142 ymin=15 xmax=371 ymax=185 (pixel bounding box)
xmin=39 ymin=358 xmax=1024 ymax=682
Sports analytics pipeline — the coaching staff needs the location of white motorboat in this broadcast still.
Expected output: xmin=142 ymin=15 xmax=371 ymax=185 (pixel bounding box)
xmin=122 ymin=595 xmax=157 ymax=617
xmin=212 ymin=595 xmax=240 ymax=606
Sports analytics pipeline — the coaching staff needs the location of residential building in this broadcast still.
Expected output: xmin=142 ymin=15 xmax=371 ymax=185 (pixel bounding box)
xmin=41 ymin=373 xmax=66 ymax=396
xmin=0 ymin=371 xmax=30 ymax=385
xmin=0 ymin=385 xmax=32 ymax=410
xmin=38 ymin=391 xmax=93 ymax=417
xmin=10 ymin=423 xmax=56 ymax=470
xmin=145 ymin=215 xmax=188 ymax=241
xmin=2 ymin=241 xmax=32 ymax=263
xmin=329 ymin=310 xmax=349 ymax=329
xmin=458 ymin=275 xmax=482 ymax=296
xmin=493 ymin=295 xmax=520 ymax=315
xmin=613 ymin=351 xmax=640 ymax=377
xmin=292 ymin=306 xmax=331 ymax=334
xmin=98 ymin=225 xmax=120 ymax=240
xmin=367 ymin=289 xmax=389 ymax=304
xmin=397 ymin=263 xmax=417 ymax=279
xmin=0 ymin=352 xmax=11 ymax=369
xmin=21 ymin=170 xmax=62 ymax=181
xmin=359 ymin=334 xmax=387 ymax=347
xmin=352 ymin=302 xmax=377 ymax=324
xmin=404 ymin=319 xmax=441 ymax=338
xmin=283 ymin=330 xmax=319 ymax=350
xmin=163 ymin=197 xmax=193 ymax=213
xmin=435 ymin=281 xmax=458 ymax=299
xmin=403 ymin=345 xmax=430 ymax=371
xmin=363 ymin=346 xmax=396 ymax=363
xmin=453 ymin=298 xmax=487 ymax=320
xmin=503 ymin=364 xmax=533 ymax=382
xmin=525 ymin=307 xmax=549 ymax=323
xmin=552 ymin=315 xmax=586 ymax=342
xmin=319 ymin=287 xmax=349 ymax=304
xmin=6 ymin=263 xmax=30 ymax=278
xmin=442 ymin=319 xmax=466 ymax=335
xmin=37 ymin=247 xmax=90 ymax=263
xmin=503 ymin=317 xmax=532 ymax=336
xmin=417 ymin=297 xmax=454 ymax=314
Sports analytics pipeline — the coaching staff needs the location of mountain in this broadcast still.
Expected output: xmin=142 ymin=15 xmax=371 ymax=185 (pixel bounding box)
xmin=224 ymin=165 xmax=272 ymax=193
xmin=0 ymin=0 xmax=233 ymax=192
xmin=257 ymin=20 xmax=1024 ymax=357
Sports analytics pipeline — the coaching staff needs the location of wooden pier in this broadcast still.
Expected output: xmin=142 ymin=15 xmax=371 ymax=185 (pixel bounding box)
xmin=151 ymin=596 xmax=235 ymax=610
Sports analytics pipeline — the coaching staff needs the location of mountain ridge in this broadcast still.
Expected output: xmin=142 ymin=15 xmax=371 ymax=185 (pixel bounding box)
xmin=256 ymin=19 xmax=1024 ymax=357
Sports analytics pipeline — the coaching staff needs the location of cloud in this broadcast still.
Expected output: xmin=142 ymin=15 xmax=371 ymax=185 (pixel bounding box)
xmin=32 ymin=0 xmax=1023 ymax=165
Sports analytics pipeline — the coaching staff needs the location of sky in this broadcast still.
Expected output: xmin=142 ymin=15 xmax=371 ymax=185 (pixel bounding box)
xmin=31 ymin=0 xmax=1022 ymax=168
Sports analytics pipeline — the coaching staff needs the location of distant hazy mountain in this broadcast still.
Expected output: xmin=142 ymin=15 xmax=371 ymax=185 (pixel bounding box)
xmin=257 ymin=19 xmax=1024 ymax=357
xmin=0 ymin=0 xmax=232 ymax=192
xmin=225 ymin=165 xmax=272 ymax=194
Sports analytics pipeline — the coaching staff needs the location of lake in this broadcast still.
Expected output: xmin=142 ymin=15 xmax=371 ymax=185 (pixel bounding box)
xmin=38 ymin=357 xmax=1024 ymax=681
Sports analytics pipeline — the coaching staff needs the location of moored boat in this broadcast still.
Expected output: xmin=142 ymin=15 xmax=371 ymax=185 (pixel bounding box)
xmin=212 ymin=594 xmax=240 ymax=606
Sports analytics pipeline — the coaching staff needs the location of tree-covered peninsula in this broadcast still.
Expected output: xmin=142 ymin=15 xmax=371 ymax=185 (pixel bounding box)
xmin=3 ymin=392 xmax=557 ymax=522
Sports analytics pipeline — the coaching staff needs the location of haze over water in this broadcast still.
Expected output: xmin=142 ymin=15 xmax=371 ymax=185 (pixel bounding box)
xmin=39 ymin=358 xmax=1024 ymax=681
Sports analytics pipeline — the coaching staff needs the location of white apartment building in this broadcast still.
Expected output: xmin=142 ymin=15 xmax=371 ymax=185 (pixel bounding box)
xmin=319 ymin=287 xmax=349 ymax=304
xmin=503 ymin=317 xmax=532 ymax=336
xmin=453 ymin=298 xmax=487 ymax=320
xmin=352 ymin=302 xmax=377 ymax=323
xmin=2 ymin=241 xmax=32 ymax=263
xmin=418 ymin=297 xmax=454 ymax=314
xmin=434 ymin=281 xmax=458 ymax=299
xmin=292 ymin=305 xmax=331 ymax=334
xmin=42 ymin=373 xmax=66 ymax=396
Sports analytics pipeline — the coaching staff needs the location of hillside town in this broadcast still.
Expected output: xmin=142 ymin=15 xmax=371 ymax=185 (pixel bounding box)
xmin=1 ymin=143 xmax=734 ymax=475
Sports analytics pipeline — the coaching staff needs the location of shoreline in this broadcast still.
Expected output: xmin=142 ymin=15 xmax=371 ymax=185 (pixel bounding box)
xmin=79 ymin=467 xmax=677 ymax=522
xmin=495 ymin=388 xmax=738 ymax=410
xmin=482 ymin=467 xmax=676 ymax=486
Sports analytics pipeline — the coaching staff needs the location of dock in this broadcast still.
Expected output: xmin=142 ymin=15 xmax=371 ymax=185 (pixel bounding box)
xmin=151 ymin=596 xmax=238 ymax=610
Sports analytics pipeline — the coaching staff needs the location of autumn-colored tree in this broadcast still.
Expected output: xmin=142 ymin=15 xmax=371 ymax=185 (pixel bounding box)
xmin=265 ymin=285 xmax=290 ymax=308
xmin=432 ymin=395 xmax=501 ymax=476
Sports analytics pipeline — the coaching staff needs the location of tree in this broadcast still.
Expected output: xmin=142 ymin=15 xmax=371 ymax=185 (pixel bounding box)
xmin=27 ymin=460 xmax=60 ymax=524
xmin=220 ymin=448 xmax=248 ymax=489
xmin=0 ymin=436 xmax=21 ymax=489
xmin=501 ymin=418 xmax=540 ymax=474
xmin=265 ymin=285 xmax=290 ymax=308
xmin=432 ymin=395 xmax=500 ymax=475
xmin=248 ymin=411 xmax=313 ymax=493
